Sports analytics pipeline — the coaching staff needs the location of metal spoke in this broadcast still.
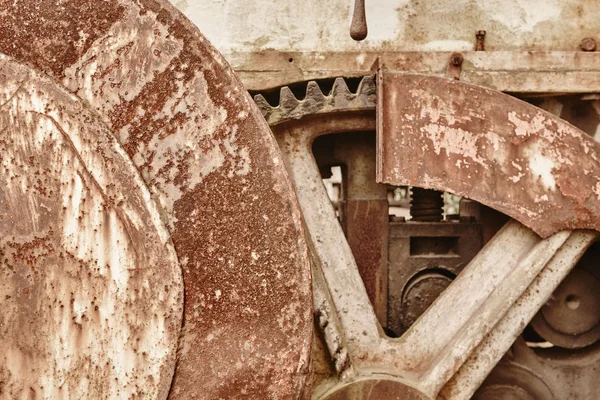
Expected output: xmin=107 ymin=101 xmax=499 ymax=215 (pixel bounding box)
xmin=278 ymin=125 xmax=381 ymax=363
xmin=439 ymin=230 xmax=598 ymax=400
xmin=389 ymin=221 xmax=571 ymax=395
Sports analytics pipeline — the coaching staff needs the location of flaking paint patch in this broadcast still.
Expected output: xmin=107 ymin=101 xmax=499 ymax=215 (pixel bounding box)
xmin=63 ymin=8 xmax=184 ymax=118
xmin=422 ymin=124 xmax=486 ymax=165
xmin=526 ymin=148 xmax=556 ymax=191
xmin=508 ymin=111 xmax=529 ymax=136
xmin=508 ymin=111 xmax=547 ymax=138
xmin=509 ymin=172 xmax=525 ymax=183
xmin=594 ymin=182 xmax=600 ymax=201
xmin=412 ymin=89 xmax=462 ymax=126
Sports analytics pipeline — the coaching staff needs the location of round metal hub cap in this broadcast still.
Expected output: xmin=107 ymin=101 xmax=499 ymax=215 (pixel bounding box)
xmin=321 ymin=378 xmax=430 ymax=400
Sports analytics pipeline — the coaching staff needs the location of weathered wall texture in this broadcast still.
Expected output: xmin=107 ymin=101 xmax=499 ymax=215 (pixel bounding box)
xmin=173 ymin=0 xmax=600 ymax=54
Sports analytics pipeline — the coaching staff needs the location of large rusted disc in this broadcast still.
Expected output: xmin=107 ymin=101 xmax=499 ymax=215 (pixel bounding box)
xmin=0 ymin=55 xmax=183 ymax=398
xmin=0 ymin=0 xmax=312 ymax=397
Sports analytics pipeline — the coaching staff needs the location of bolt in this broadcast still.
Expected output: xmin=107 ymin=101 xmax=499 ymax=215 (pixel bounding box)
xmin=475 ymin=30 xmax=486 ymax=51
xmin=450 ymin=53 xmax=463 ymax=67
xmin=565 ymin=294 xmax=581 ymax=310
xmin=580 ymin=37 xmax=597 ymax=52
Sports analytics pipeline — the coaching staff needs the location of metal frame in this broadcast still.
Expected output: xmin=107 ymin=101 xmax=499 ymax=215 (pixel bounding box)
xmin=232 ymin=51 xmax=600 ymax=94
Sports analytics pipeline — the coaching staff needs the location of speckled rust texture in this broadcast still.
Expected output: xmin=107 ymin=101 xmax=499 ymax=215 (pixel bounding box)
xmin=0 ymin=55 xmax=183 ymax=399
xmin=0 ymin=0 xmax=312 ymax=398
xmin=379 ymin=73 xmax=600 ymax=238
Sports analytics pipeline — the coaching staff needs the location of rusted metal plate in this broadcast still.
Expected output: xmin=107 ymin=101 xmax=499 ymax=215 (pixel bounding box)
xmin=346 ymin=199 xmax=388 ymax=324
xmin=332 ymin=133 xmax=388 ymax=327
xmin=0 ymin=55 xmax=182 ymax=398
xmin=377 ymin=73 xmax=600 ymax=238
xmin=0 ymin=0 xmax=312 ymax=397
xmin=387 ymin=221 xmax=482 ymax=336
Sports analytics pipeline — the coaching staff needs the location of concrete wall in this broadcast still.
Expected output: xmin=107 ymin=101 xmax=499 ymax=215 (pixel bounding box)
xmin=173 ymin=0 xmax=600 ymax=54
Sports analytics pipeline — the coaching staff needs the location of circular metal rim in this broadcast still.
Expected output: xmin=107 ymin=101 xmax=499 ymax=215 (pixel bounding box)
xmin=531 ymin=310 xmax=600 ymax=349
xmin=0 ymin=1 xmax=313 ymax=397
xmin=473 ymin=362 xmax=554 ymax=400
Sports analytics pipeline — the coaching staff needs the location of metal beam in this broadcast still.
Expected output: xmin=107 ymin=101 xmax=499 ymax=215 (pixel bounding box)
xmin=230 ymin=51 xmax=600 ymax=93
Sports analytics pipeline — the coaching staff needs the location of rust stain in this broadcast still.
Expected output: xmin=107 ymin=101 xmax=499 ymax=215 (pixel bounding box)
xmin=0 ymin=0 xmax=312 ymax=398
xmin=0 ymin=56 xmax=182 ymax=399
xmin=378 ymin=73 xmax=600 ymax=238
xmin=0 ymin=0 xmax=126 ymax=78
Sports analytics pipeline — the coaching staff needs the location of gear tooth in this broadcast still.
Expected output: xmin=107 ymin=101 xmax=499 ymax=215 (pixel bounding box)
xmin=279 ymin=86 xmax=300 ymax=109
xmin=331 ymin=78 xmax=350 ymax=97
xmin=306 ymin=81 xmax=325 ymax=99
xmin=262 ymin=78 xmax=376 ymax=127
xmin=253 ymin=94 xmax=273 ymax=115
xmin=357 ymin=76 xmax=376 ymax=95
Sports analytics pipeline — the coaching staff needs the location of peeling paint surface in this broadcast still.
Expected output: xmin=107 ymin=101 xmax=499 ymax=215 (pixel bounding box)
xmin=0 ymin=56 xmax=183 ymax=399
xmin=0 ymin=0 xmax=312 ymax=398
xmin=378 ymin=73 xmax=600 ymax=238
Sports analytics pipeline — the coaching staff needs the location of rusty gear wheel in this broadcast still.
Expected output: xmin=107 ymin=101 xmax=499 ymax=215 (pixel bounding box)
xmin=0 ymin=54 xmax=183 ymax=399
xmin=255 ymin=75 xmax=600 ymax=399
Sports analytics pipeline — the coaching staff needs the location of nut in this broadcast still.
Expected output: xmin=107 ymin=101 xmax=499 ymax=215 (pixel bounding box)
xmin=475 ymin=30 xmax=486 ymax=51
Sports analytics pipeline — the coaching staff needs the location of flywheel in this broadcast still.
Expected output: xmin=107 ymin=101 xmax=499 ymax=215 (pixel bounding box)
xmin=0 ymin=53 xmax=182 ymax=399
xmin=0 ymin=0 xmax=312 ymax=398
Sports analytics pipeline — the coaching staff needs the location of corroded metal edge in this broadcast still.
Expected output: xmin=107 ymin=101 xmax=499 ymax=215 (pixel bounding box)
xmin=378 ymin=73 xmax=600 ymax=238
xmin=254 ymin=77 xmax=376 ymax=126
xmin=232 ymin=51 xmax=600 ymax=93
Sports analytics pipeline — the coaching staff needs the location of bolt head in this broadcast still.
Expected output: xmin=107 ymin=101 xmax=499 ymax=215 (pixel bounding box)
xmin=581 ymin=37 xmax=597 ymax=52
xmin=450 ymin=53 xmax=463 ymax=66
